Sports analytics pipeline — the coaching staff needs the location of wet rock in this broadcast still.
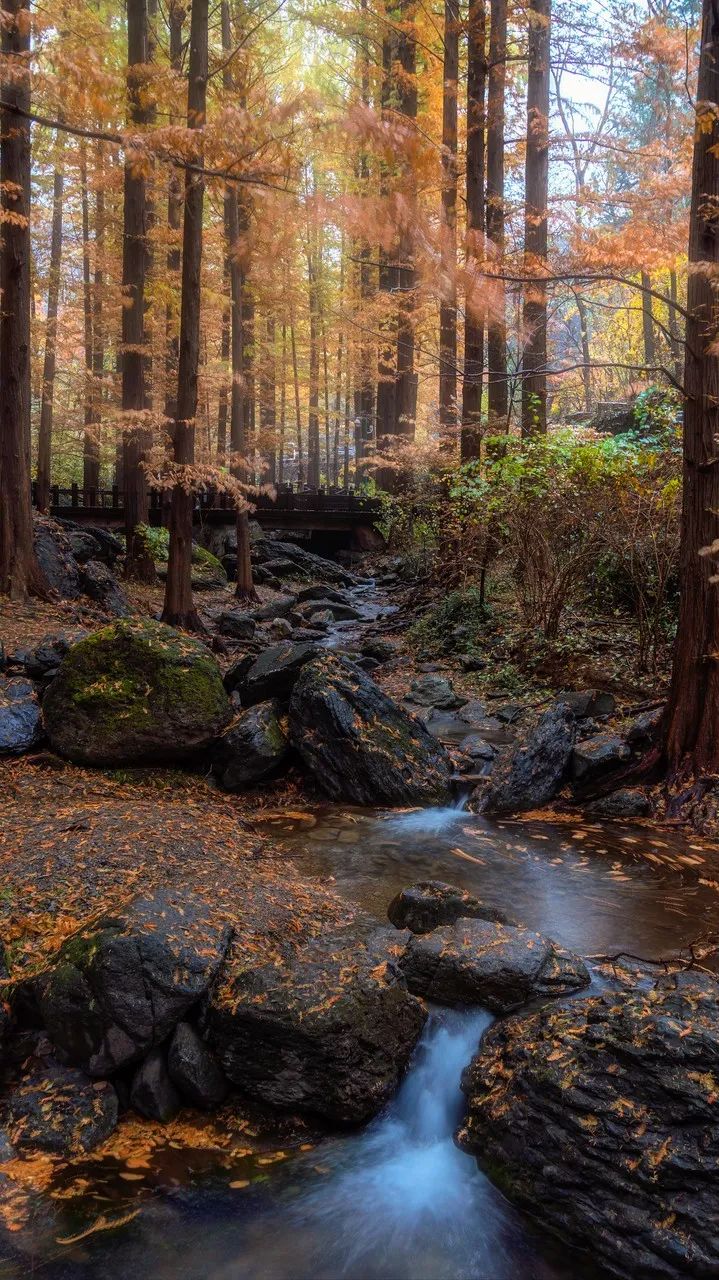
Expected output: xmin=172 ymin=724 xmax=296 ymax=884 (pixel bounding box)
xmin=208 ymin=925 xmax=426 ymax=1124
xmin=459 ymin=735 xmax=497 ymax=761
xmin=387 ymin=881 xmax=508 ymax=935
xmin=458 ymin=972 xmax=719 ymax=1280
xmin=34 ymin=515 xmax=81 ymax=598
xmin=225 ymin=641 xmax=319 ymax=707
xmin=295 ymin=585 xmax=355 ymax=606
xmin=309 ymin=609 xmax=333 ymax=628
xmin=130 ymin=1048 xmax=180 ymax=1123
xmin=252 ymin=538 xmax=357 ymax=588
xmin=262 ymin=558 xmax=302 ymax=579
xmin=215 ymin=610 xmax=256 ymax=641
xmin=6 ymin=1061 xmax=118 ymax=1154
xmin=0 ymin=1131 xmax=15 ymax=1163
xmin=37 ymin=889 xmax=232 ymax=1076
xmin=59 ymin=520 xmax=124 ymax=565
xmin=494 ymin=702 xmax=523 ymax=724
xmin=289 ymin=654 xmax=453 ymax=806
xmin=484 ymin=703 xmax=575 ymax=815
xmin=167 ymin=1022 xmax=228 ymax=1110
xmin=398 ymin=918 xmax=589 ymax=1011
xmin=0 ymin=677 xmax=42 ymax=755
xmin=79 ymin=560 xmax=131 ymax=616
xmin=43 ymin=618 xmax=231 ymax=765
xmin=307 ymin=600 xmax=364 ymax=622
xmin=360 ymin=637 xmax=394 ymax=663
xmin=459 ymin=655 xmax=487 ymax=672
xmin=251 ymin=595 xmax=297 ymax=621
xmin=586 ymin=787 xmax=653 ymax=818
xmin=291 ymin=627 xmax=326 ymax=642
xmin=626 ymin=706 xmax=663 ymax=745
xmin=559 ymin=689 xmax=617 ymax=719
xmin=572 ymin=732 xmax=631 ymax=784
xmin=269 ymin=617 xmax=293 ymax=639
xmin=406 ymin=675 xmax=464 ymax=710
xmin=213 ymin=700 xmax=290 ymax=790
xmin=24 ymin=630 xmax=88 ymax=680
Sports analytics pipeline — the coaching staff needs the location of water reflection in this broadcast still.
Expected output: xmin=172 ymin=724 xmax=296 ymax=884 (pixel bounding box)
xmin=266 ymin=805 xmax=719 ymax=959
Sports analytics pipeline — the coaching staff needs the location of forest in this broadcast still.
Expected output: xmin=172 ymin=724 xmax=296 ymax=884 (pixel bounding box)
xmin=1 ymin=0 xmax=719 ymax=1277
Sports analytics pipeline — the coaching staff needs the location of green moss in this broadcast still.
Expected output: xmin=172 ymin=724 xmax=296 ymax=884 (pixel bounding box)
xmin=136 ymin=524 xmax=227 ymax=583
xmin=43 ymin=619 xmax=230 ymax=762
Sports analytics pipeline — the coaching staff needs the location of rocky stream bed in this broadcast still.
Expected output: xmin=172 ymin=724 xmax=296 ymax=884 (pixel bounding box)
xmin=1 ymin=517 xmax=718 ymax=1279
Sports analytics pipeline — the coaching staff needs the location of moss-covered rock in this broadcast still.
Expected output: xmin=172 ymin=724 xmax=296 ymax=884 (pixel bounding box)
xmin=138 ymin=525 xmax=228 ymax=590
xmin=289 ymin=653 xmax=453 ymax=805
xmin=42 ymin=618 xmax=231 ymax=765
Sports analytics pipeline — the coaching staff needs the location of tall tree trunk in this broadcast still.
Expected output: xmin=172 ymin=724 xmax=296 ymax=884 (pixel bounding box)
xmin=669 ymin=268 xmax=683 ymax=385
xmin=36 ymin=131 xmax=65 ymax=513
xmin=0 ymin=0 xmax=47 ymax=598
xmin=262 ymin=315 xmax=277 ymax=483
xmin=520 ymin=0 xmax=551 ymax=437
xmin=220 ymin=0 xmax=256 ymax=601
xmin=290 ymin=319 xmax=304 ymax=485
xmin=88 ymin=145 xmax=105 ymax=492
xmin=486 ymin=0 xmax=508 ymax=431
xmin=439 ymin=0 xmax=459 ymax=451
xmin=576 ymin=291 xmax=592 ymax=414
xmin=79 ymin=144 xmax=99 ymax=495
xmin=344 ymin=337 xmax=351 ymax=489
xmin=394 ymin=2 xmax=418 ymax=449
xmin=164 ymin=0 xmax=184 ymax=423
xmin=306 ymin=240 xmax=321 ymax=488
xmin=355 ymin=3 xmax=374 ymax=479
xmin=123 ymin=0 xmax=155 ymax=580
xmin=641 ymin=270 xmax=657 ymax=369
xmin=333 ymin=327 xmax=343 ymax=488
xmin=461 ymin=0 xmax=486 ymax=461
xmin=322 ymin=331 xmax=331 ymax=485
xmin=162 ymin=0 xmax=208 ymax=627
xmin=278 ymin=320 xmax=287 ymax=484
xmin=218 ymin=286 xmax=229 ymax=462
xmin=663 ymin=0 xmax=719 ymax=779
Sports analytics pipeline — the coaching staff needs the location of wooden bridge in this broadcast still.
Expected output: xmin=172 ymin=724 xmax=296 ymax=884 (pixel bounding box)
xmin=35 ymin=483 xmax=385 ymax=550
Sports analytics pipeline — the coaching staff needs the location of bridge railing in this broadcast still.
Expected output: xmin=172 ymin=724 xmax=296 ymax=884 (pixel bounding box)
xmin=33 ymin=482 xmax=383 ymax=518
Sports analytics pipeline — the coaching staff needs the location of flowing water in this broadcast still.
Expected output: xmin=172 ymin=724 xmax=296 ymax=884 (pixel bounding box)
xmin=10 ymin=803 xmax=718 ymax=1280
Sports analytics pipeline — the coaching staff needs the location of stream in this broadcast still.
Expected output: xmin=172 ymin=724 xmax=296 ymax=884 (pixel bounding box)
xmin=10 ymin=803 xmax=718 ymax=1280
xmin=5 ymin=583 xmax=719 ymax=1279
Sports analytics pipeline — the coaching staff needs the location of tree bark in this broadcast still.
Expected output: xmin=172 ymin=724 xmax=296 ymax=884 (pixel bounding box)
xmin=641 ymin=270 xmax=657 ymax=369
xmin=290 ymin=319 xmax=304 ymax=485
xmin=278 ymin=320 xmax=286 ymax=484
xmin=88 ymin=143 xmax=105 ymax=492
xmin=486 ymin=0 xmax=508 ymax=431
xmin=520 ymin=0 xmax=551 ymax=437
xmin=0 ymin=0 xmax=47 ymax=598
xmin=162 ymin=0 xmax=208 ymax=628
xmin=262 ymin=315 xmax=277 ymax=483
xmin=220 ymin=0 xmax=256 ymax=601
xmin=461 ymin=0 xmax=486 ymax=461
xmin=36 ymin=131 xmax=65 ymax=512
xmin=663 ymin=0 xmax=719 ymax=778
xmin=122 ymin=0 xmax=155 ymax=580
xmin=439 ymin=0 xmax=459 ymax=452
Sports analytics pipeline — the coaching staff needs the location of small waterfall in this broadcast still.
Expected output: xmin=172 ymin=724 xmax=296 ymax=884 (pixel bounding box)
xmin=383 ymin=794 xmax=468 ymax=838
xmin=261 ymin=1009 xmax=511 ymax=1280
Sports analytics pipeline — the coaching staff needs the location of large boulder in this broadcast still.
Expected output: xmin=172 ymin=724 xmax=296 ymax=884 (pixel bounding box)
xmin=59 ymin=521 xmax=124 ymax=566
xmin=572 ymin=732 xmax=631 ymax=784
xmin=33 ymin=515 xmax=81 ymax=598
xmin=458 ymin=973 xmax=719 ymax=1280
xmin=289 ymin=654 xmax=453 ymax=806
xmin=398 ymin=918 xmax=589 ymax=1011
xmin=0 ymin=677 xmax=42 ymax=755
xmin=406 ymin=674 xmax=464 ymax=710
xmin=484 ymin=702 xmax=574 ymax=815
xmin=387 ymin=881 xmax=508 ymax=934
xmin=5 ymin=1060 xmax=118 ymax=1155
xmin=586 ymin=787 xmax=652 ymax=819
xmin=37 ymin=890 xmax=232 ymax=1076
xmin=252 ymin=537 xmax=358 ymax=588
xmin=78 ymin=560 xmax=131 ymax=617
xmin=207 ymin=925 xmax=426 ymax=1124
xmin=212 ymin=700 xmax=290 ymax=789
xmin=224 ymin=641 xmax=318 ymax=707
xmin=42 ymin=618 xmax=231 ymax=765
xmin=215 ymin=609 xmax=256 ymax=641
